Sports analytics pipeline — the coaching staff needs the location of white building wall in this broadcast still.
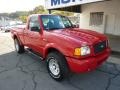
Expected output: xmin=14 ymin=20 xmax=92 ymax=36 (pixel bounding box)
xmin=0 ymin=17 xmax=10 ymax=27
xmin=80 ymin=0 xmax=120 ymax=36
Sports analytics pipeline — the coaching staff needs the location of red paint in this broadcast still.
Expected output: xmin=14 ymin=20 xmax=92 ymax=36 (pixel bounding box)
xmin=11 ymin=14 xmax=111 ymax=73
xmin=66 ymin=48 xmax=110 ymax=73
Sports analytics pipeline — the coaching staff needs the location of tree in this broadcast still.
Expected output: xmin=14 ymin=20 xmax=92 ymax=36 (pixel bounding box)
xmin=0 ymin=13 xmax=9 ymax=17
xmin=0 ymin=5 xmax=75 ymax=22
xmin=19 ymin=5 xmax=48 ymax=22
xmin=19 ymin=15 xmax=28 ymax=23
xmin=32 ymin=5 xmax=48 ymax=14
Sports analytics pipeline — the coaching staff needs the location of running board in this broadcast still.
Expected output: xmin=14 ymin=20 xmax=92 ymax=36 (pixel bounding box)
xmin=26 ymin=48 xmax=43 ymax=60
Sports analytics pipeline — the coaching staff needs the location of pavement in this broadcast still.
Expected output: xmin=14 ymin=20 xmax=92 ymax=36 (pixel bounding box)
xmin=0 ymin=31 xmax=120 ymax=90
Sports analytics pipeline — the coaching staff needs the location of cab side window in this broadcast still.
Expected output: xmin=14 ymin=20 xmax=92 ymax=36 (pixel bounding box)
xmin=29 ymin=16 xmax=40 ymax=32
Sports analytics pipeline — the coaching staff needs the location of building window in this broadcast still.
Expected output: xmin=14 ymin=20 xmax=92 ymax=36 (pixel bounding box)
xmin=90 ymin=12 xmax=104 ymax=26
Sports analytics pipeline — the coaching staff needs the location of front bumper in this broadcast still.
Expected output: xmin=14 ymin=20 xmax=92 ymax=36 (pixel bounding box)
xmin=66 ymin=48 xmax=111 ymax=73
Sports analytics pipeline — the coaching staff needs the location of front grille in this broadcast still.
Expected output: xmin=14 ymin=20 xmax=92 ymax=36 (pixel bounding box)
xmin=94 ymin=41 xmax=107 ymax=54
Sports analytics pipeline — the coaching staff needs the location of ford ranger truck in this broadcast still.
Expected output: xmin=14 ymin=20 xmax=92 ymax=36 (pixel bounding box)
xmin=11 ymin=14 xmax=111 ymax=81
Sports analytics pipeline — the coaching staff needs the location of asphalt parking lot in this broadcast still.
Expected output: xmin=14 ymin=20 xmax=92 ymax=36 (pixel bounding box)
xmin=0 ymin=31 xmax=120 ymax=90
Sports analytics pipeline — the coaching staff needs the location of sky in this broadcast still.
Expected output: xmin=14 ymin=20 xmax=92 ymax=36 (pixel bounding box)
xmin=0 ymin=0 xmax=45 ymax=13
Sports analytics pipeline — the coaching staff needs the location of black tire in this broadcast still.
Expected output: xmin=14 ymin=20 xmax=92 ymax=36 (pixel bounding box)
xmin=46 ymin=51 xmax=69 ymax=81
xmin=14 ymin=38 xmax=25 ymax=54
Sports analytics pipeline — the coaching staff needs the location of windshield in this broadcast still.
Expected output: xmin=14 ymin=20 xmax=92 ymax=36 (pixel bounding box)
xmin=41 ymin=15 xmax=73 ymax=30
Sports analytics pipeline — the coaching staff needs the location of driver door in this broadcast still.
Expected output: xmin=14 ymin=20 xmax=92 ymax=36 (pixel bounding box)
xmin=27 ymin=16 xmax=43 ymax=54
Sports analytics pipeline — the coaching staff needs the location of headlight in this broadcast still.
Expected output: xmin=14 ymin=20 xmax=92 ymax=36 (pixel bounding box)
xmin=74 ymin=46 xmax=91 ymax=56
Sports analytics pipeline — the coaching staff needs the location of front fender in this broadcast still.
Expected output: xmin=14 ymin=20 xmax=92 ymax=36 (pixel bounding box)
xmin=43 ymin=43 xmax=72 ymax=58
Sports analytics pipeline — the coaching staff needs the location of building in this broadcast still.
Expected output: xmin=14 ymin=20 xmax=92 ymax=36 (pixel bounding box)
xmin=45 ymin=0 xmax=120 ymax=52
xmin=80 ymin=0 xmax=120 ymax=36
xmin=0 ymin=16 xmax=10 ymax=27
xmin=0 ymin=16 xmax=23 ymax=27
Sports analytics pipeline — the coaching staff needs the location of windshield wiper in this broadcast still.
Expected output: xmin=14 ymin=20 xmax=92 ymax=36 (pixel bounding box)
xmin=65 ymin=26 xmax=73 ymax=28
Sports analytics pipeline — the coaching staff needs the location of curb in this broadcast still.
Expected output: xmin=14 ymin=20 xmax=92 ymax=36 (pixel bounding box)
xmin=111 ymin=51 xmax=120 ymax=58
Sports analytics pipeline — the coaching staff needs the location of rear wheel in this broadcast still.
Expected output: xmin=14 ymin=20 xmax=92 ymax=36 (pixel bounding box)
xmin=46 ymin=52 xmax=69 ymax=81
xmin=14 ymin=38 xmax=25 ymax=54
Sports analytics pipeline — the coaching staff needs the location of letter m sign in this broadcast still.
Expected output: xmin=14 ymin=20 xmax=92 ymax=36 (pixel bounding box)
xmin=51 ymin=0 xmax=60 ymax=6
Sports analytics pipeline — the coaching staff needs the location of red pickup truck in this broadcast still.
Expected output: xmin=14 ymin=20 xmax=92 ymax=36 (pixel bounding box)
xmin=11 ymin=14 xmax=111 ymax=81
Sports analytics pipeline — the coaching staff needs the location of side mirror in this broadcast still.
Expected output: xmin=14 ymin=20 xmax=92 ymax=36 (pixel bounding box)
xmin=31 ymin=26 xmax=40 ymax=32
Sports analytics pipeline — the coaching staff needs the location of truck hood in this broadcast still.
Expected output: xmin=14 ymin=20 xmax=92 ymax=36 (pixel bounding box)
xmin=50 ymin=28 xmax=107 ymax=45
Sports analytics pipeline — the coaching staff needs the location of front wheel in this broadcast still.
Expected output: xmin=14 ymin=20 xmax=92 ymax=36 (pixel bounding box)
xmin=46 ymin=52 xmax=69 ymax=81
xmin=14 ymin=39 xmax=25 ymax=54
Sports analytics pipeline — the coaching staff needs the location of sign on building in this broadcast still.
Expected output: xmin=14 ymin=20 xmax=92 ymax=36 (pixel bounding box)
xmin=45 ymin=0 xmax=104 ymax=9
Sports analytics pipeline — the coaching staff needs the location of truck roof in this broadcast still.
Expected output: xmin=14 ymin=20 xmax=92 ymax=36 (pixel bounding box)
xmin=29 ymin=14 xmax=63 ymax=17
